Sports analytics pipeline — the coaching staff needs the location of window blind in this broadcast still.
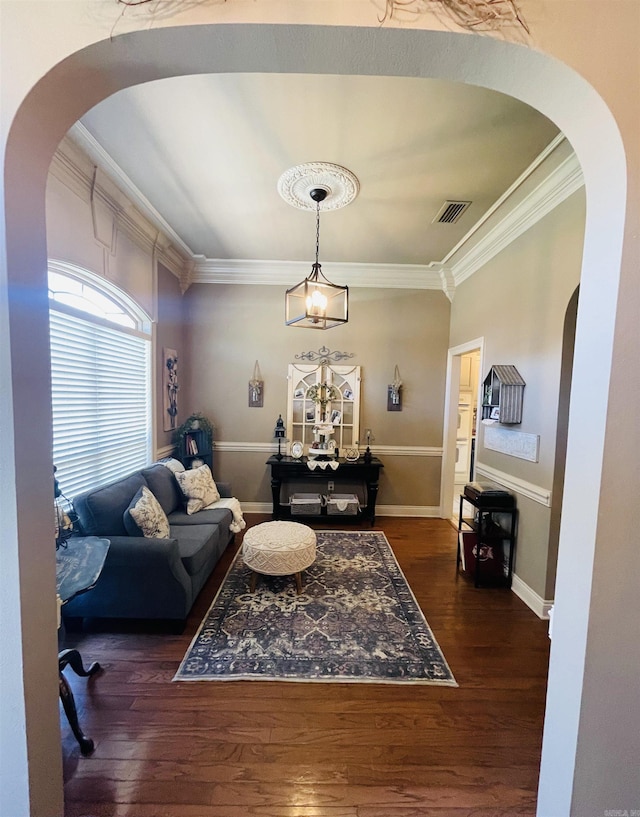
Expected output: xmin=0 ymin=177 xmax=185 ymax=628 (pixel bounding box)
xmin=49 ymin=308 xmax=151 ymax=498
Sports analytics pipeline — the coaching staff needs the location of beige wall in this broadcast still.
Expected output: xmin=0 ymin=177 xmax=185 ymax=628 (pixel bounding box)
xmin=46 ymin=140 xmax=189 ymax=459
xmin=449 ymin=188 xmax=585 ymax=598
xmin=46 ymin=139 xmax=157 ymax=318
xmin=184 ymin=283 xmax=450 ymax=508
xmin=156 ymin=262 xmax=187 ymax=452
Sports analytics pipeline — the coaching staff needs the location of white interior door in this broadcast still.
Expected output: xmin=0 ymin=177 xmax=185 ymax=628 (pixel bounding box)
xmin=440 ymin=340 xmax=484 ymax=519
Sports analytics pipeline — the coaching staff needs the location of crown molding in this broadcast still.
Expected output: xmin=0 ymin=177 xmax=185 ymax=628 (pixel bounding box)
xmin=450 ymin=144 xmax=584 ymax=286
xmin=69 ymin=123 xmax=190 ymax=256
xmin=64 ymin=127 xmax=583 ymax=295
xmin=191 ymin=258 xmax=444 ymax=290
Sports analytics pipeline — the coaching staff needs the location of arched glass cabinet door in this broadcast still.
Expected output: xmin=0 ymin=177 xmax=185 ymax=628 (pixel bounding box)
xmin=287 ymin=363 xmax=361 ymax=455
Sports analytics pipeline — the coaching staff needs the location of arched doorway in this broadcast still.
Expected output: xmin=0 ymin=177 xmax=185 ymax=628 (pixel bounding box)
xmin=2 ymin=23 xmax=626 ymax=816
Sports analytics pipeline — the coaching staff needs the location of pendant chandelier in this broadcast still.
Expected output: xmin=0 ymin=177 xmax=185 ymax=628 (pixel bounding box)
xmin=279 ymin=162 xmax=359 ymax=331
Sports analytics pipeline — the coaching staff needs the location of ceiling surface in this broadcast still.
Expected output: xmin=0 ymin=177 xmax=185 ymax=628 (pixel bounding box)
xmin=79 ymin=72 xmax=559 ymax=268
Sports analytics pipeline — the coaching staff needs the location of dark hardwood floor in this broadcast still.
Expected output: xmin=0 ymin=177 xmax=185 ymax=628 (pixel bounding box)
xmin=61 ymin=515 xmax=551 ymax=817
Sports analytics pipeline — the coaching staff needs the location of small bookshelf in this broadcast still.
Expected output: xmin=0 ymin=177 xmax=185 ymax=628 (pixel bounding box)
xmin=178 ymin=428 xmax=212 ymax=470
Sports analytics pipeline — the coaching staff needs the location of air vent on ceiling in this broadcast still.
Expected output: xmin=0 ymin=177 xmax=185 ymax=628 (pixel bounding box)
xmin=433 ymin=200 xmax=471 ymax=224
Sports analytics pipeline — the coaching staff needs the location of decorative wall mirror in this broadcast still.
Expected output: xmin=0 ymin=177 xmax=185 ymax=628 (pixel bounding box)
xmin=287 ymin=363 xmax=361 ymax=456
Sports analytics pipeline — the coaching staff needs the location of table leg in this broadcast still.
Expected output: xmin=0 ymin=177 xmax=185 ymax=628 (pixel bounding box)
xmin=58 ymin=649 xmax=101 ymax=756
xmin=366 ymin=478 xmax=380 ymax=526
xmin=270 ymin=475 xmax=282 ymax=519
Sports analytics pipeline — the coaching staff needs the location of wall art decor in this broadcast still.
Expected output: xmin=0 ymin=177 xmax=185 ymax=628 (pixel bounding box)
xmin=484 ymin=426 xmax=539 ymax=462
xmin=248 ymin=360 xmax=264 ymax=408
xmin=163 ymin=348 xmax=179 ymax=431
xmin=295 ymin=345 xmax=355 ymax=364
xmin=387 ymin=365 xmax=403 ymax=411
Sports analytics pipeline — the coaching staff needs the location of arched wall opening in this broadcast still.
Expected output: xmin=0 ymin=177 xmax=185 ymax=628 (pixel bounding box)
xmin=546 ymin=286 xmax=580 ymax=598
xmin=2 ymin=23 xmax=626 ymax=816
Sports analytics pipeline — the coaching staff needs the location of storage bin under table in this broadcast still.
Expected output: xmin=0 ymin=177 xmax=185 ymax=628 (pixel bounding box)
xmin=326 ymin=493 xmax=360 ymax=515
xmin=290 ymin=493 xmax=323 ymax=516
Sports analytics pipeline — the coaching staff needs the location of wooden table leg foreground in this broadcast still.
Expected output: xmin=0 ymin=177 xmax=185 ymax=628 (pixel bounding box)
xmin=58 ymin=648 xmax=101 ymax=756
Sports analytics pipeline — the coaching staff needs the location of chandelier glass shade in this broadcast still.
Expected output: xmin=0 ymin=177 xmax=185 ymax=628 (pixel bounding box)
xmin=285 ymin=188 xmax=348 ymax=330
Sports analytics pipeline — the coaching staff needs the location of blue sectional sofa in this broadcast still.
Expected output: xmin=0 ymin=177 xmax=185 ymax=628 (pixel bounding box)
xmin=63 ymin=462 xmax=235 ymax=626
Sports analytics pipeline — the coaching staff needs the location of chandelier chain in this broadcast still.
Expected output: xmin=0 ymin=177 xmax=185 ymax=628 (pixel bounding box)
xmin=315 ymin=200 xmax=321 ymax=267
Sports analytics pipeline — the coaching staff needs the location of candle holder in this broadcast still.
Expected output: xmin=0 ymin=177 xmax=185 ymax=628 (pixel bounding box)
xmin=273 ymin=414 xmax=287 ymax=460
xmin=363 ymin=428 xmax=375 ymax=463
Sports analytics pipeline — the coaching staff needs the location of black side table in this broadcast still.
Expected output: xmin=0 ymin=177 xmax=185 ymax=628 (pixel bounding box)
xmin=266 ymin=455 xmax=384 ymax=526
xmin=56 ymin=535 xmax=110 ymax=755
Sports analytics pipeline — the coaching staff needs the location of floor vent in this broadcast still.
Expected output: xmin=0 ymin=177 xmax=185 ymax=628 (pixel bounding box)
xmin=433 ymin=200 xmax=471 ymax=224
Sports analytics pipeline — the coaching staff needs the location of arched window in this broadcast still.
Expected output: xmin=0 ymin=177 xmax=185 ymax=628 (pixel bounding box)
xmin=48 ymin=261 xmax=152 ymax=497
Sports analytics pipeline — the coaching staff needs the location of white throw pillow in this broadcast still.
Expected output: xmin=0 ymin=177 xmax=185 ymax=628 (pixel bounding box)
xmin=175 ymin=464 xmax=220 ymax=514
xmin=128 ymin=486 xmax=171 ymax=539
xmin=160 ymin=457 xmax=185 ymax=474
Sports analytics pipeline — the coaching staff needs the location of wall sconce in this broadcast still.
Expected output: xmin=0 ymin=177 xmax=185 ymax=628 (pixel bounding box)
xmin=248 ymin=360 xmax=263 ymax=407
xmin=387 ymin=365 xmax=403 ymax=411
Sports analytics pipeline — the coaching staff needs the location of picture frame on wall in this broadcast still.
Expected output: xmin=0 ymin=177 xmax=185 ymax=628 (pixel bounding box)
xmin=248 ymin=382 xmax=264 ymax=407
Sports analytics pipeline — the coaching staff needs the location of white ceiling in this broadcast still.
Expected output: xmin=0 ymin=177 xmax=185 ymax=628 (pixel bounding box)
xmin=79 ymin=72 xmax=559 ymax=268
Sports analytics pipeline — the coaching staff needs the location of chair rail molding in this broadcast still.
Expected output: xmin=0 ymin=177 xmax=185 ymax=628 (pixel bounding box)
xmin=214 ymin=441 xmax=442 ymax=457
xmin=475 ymin=462 xmax=551 ymax=507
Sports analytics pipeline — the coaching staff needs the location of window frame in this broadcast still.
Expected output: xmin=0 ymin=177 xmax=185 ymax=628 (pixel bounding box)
xmin=48 ymin=261 xmax=153 ymax=498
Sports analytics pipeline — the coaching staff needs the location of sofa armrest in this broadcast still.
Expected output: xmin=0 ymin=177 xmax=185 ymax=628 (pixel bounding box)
xmin=62 ymin=534 xmax=192 ymax=621
xmin=216 ymin=481 xmax=232 ymax=498
xmin=100 ymin=534 xmax=183 ymax=567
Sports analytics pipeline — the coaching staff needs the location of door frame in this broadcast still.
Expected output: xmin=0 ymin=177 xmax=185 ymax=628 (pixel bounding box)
xmin=440 ymin=337 xmax=485 ymax=519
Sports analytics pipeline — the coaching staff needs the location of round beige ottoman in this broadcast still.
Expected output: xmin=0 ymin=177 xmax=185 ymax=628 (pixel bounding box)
xmin=242 ymin=521 xmax=316 ymax=594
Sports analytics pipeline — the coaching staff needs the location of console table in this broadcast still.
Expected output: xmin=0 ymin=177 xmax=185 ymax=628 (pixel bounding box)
xmin=56 ymin=535 xmax=110 ymax=755
xmin=266 ymin=455 xmax=384 ymax=525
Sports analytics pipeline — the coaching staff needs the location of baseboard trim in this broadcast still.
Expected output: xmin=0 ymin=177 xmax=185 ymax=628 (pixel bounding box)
xmin=376 ymin=505 xmax=441 ymax=517
xmin=240 ymin=502 xmax=273 ymax=514
xmin=240 ymin=504 xmax=441 ymax=518
xmin=511 ymin=572 xmax=554 ymax=619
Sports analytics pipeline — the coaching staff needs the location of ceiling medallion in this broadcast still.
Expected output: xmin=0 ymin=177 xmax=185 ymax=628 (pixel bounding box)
xmin=277 ymin=162 xmax=360 ymax=211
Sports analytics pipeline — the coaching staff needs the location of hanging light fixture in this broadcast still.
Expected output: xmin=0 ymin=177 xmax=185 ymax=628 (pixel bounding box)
xmin=279 ymin=162 xmax=359 ymax=331
xmin=285 ymin=188 xmax=348 ymax=329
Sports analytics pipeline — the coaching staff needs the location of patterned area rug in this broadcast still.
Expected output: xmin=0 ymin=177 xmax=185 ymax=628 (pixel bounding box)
xmin=174 ymin=530 xmax=456 ymax=685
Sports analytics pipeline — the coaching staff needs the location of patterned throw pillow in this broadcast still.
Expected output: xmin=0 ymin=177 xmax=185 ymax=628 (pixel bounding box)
xmin=127 ymin=486 xmax=171 ymax=539
xmin=175 ymin=464 xmax=220 ymax=515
